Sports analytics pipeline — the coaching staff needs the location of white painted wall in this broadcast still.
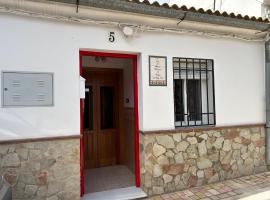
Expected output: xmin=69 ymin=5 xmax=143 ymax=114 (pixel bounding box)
xmin=0 ymin=12 xmax=265 ymax=139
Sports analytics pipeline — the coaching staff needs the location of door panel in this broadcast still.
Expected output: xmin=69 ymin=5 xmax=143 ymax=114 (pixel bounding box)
xmin=98 ymin=129 xmax=117 ymax=167
xmin=83 ymin=69 xmax=120 ymax=169
xmin=98 ymin=85 xmax=117 ymax=167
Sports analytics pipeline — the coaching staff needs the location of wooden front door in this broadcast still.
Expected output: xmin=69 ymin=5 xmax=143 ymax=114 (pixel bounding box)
xmin=83 ymin=69 xmax=122 ymax=169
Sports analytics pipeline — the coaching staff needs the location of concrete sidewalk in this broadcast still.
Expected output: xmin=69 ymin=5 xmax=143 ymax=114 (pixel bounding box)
xmin=144 ymin=172 xmax=270 ymax=200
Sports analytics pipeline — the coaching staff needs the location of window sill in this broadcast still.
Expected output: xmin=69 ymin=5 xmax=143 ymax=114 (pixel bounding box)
xmin=140 ymin=123 xmax=265 ymax=135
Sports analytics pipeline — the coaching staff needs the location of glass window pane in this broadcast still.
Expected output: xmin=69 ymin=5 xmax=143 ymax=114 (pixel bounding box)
xmin=174 ymin=79 xmax=184 ymax=122
xmin=187 ymin=80 xmax=202 ymax=121
xmin=100 ymin=86 xmax=114 ymax=129
xmin=84 ymin=86 xmax=93 ymax=130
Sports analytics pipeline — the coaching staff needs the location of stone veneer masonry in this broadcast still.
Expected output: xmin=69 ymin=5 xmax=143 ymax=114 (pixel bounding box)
xmin=140 ymin=125 xmax=268 ymax=196
xmin=0 ymin=138 xmax=80 ymax=200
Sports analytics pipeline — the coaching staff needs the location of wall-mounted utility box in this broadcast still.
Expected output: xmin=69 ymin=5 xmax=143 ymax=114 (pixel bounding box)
xmin=2 ymin=72 xmax=53 ymax=107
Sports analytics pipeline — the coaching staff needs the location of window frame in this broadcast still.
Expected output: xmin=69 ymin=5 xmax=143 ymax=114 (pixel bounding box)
xmin=173 ymin=57 xmax=216 ymax=128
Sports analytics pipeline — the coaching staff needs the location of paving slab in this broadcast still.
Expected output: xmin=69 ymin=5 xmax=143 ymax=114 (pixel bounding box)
xmin=144 ymin=172 xmax=270 ymax=200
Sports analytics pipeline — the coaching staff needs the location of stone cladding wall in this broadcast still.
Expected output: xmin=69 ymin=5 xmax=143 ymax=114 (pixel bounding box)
xmin=140 ymin=125 xmax=267 ymax=196
xmin=0 ymin=138 xmax=80 ymax=200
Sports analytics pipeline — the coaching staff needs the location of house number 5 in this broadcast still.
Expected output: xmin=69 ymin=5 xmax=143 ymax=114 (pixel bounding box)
xmin=109 ymin=32 xmax=115 ymax=43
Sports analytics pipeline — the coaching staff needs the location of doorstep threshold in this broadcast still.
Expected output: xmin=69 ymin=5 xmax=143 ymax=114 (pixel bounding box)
xmin=81 ymin=186 xmax=147 ymax=200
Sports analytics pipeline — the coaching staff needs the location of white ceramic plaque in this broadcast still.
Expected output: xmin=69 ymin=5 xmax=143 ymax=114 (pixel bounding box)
xmin=149 ymin=56 xmax=167 ymax=86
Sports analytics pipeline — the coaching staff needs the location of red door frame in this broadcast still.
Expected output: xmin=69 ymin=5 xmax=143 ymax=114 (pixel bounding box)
xmin=79 ymin=50 xmax=140 ymax=196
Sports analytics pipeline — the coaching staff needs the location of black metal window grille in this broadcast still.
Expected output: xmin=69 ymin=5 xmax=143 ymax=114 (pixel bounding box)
xmin=173 ymin=57 xmax=216 ymax=127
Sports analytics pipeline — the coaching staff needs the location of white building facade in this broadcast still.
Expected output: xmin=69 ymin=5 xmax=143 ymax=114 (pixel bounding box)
xmin=0 ymin=0 xmax=268 ymax=199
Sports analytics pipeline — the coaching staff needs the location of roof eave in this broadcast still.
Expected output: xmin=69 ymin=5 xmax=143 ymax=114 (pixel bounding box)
xmin=47 ymin=0 xmax=269 ymax=31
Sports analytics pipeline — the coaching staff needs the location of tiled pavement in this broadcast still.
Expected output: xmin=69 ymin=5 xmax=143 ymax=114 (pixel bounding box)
xmin=144 ymin=172 xmax=270 ymax=200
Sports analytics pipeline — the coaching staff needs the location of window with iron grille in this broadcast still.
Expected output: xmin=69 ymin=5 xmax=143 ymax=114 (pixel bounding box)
xmin=173 ymin=57 xmax=216 ymax=127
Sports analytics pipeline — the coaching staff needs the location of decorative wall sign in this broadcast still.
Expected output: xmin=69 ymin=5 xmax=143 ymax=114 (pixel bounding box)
xmin=149 ymin=56 xmax=167 ymax=86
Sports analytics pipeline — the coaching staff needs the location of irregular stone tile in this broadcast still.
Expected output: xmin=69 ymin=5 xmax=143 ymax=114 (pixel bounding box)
xmin=232 ymin=142 xmax=242 ymax=150
xmin=165 ymin=150 xmax=175 ymax=158
xmin=152 ymin=186 xmax=164 ymax=195
xmin=209 ymin=152 xmax=219 ymax=162
xmin=0 ymin=146 xmax=9 ymax=155
xmin=153 ymin=143 xmax=166 ymax=157
xmin=204 ymin=168 xmax=214 ymax=179
xmin=254 ymin=139 xmax=264 ymax=148
xmin=165 ymin=164 xmax=185 ymax=175
xmin=29 ymin=149 xmax=42 ymax=160
xmin=251 ymin=133 xmax=261 ymax=142
xmin=208 ymin=173 xmax=219 ymax=183
xmin=145 ymin=143 xmax=153 ymax=155
xmin=185 ymin=159 xmax=196 ymax=166
xmin=241 ymin=138 xmax=251 ymax=145
xmin=222 ymin=140 xmax=232 ymax=152
xmin=188 ymin=175 xmax=198 ymax=186
xmin=240 ymin=146 xmax=248 ymax=155
xmin=182 ymin=173 xmax=190 ymax=185
xmin=145 ymin=156 xmax=156 ymax=173
xmin=225 ymin=130 xmax=239 ymax=140
xmin=156 ymin=135 xmax=175 ymax=149
xmin=174 ymin=175 xmax=181 ymax=185
xmin=187 ymin=137 xmax=198 ymax=145
xmin=36 ymin=170 xmax=49 ymax=185
xmin=199 ymin=134 xmax=208 ymax=141
xmin=169 ymin=158 xmax=175 ymax=165
xmin=37 ymin=186 xmax=47 ymax=198
xmin=16 ymin=148 xmax=29 ymax=161
xmin=20 ymin=172 xmax=36 ymax=185
xmin=197 ymin=170 xmax=204 ymax=178
xmin=234 ymin=137 xmax=242 ymax=144
xmin=145 ymin=136 xmax=155 ymax=146
xmin=213 ymin=137 xmax=224 ymax=149
xmin=222 ymin=164 xmax=231 ymax=171
xmin=47 ymin=181 xmax=61 ymax=196
xmin=24 ymin=185 xmax=38 ymax=197
xmin=240 ymin=129 xmax=251 ymax=139
xmin=3 ymin=170 xmax=18 ymax=186
xmin=47 ymin=195 xmax=58 ymax=200
xmin=260 ymin=146 xmax=265 ymax=154
xmin=186 ymin=145 xmax=198 ymax=159
xmin=163 ymin=174 xmax=173 ymax=184
xmin=187 ymin=132 xmax=196 ymax=137
xmin=174 ymin=152 xmax=184 ymax=164
xmin=176 ymin=141 xmax=189 ymax=152
xmin=157 ymin=155 xmax=169 ymax=165
xmin=166 ymin=182 xmax=176 ymax=192
xmin=188 ymin=166 xmax=197 ymax=176
xmin=144 ymin=173 xmax=153 ymax=188
xmin=198 ymin=141 xmax=207 ymax=157
xmin=2 ymin=153 xmax=20 ymax=167
xmin=197 ymin=158 xmax=212 ymax=169
xmin=221 ymin=151 xmax=233 ymax=165
xmin=183 ymin=164 xmax=189 ymax=172
xmin=172 ymin=134 xmax=182 ymax=142
xmin=213 ymin=132 xmax=221 ymax=138
xmin=153 ymin=164 xmax=163 ymax=177
xmin=248 ymin=143 xmax=255 ymax=152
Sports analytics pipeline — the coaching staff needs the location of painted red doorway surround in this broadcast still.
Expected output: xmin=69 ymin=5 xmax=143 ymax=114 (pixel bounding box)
xmin=79 ymin=50 xmax=140 ymax=196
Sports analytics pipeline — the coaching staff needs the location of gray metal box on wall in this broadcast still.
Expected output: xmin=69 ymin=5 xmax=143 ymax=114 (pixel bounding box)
xmin=2 ymin=72 xmax=53 ymax=106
